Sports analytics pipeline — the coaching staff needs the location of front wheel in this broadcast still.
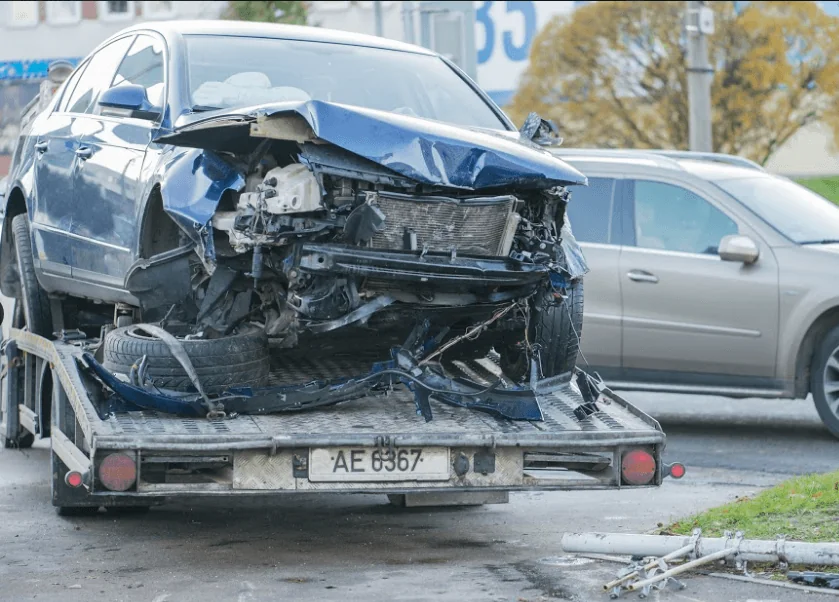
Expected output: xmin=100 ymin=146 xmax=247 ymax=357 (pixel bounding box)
xmin=500 ymin=279 xmax=584 ymax=381
xmin=811 ymin=324 xmax=839 ymax=439
xmin=12 ymin=214 xmax=52 ymax=337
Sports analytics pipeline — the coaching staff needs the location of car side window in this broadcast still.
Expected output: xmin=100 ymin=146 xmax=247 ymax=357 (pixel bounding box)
xmin=566 ymin=177 xmax=616 ymax=244
xmin=631 ymin=180 xmax=738 ymax=255
xmin=109 ymin=34 xmax=165 ymax=110
xmin=57 ymin=64 xmax=89 ymax=113
xmin=64 ymin=36 xmax=134 ymax=115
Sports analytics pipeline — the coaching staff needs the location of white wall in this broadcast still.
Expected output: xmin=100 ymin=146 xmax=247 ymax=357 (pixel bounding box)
xmin=0 ymin=1 xmax=226 ymax=62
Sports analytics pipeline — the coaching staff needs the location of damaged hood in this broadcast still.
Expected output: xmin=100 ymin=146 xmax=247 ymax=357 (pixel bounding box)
xmin=159 ymin=100 xmax=587 ymax=190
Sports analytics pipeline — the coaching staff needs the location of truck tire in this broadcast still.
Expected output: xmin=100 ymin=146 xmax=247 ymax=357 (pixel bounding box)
xmin=811 ymin=324 xmax=839 ymax=439
xmin=12 ymin=214 xmax=52 ymax=337
xmin=500 ymin=279 xmax=584 ymax=381
xmin=102 ymin=325 xmax=270 ymax=394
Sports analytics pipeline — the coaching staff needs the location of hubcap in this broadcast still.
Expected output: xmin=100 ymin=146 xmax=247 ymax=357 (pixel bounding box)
xmin=824 ymin=346 xmax=839 ymax=417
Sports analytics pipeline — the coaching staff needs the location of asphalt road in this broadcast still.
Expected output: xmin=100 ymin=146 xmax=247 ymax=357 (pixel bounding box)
xmin=1 ymin=392 xmax=835 ymax=602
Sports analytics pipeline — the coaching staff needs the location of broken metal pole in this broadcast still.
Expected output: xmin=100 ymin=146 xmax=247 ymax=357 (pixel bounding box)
xmin=562 ymin=532 xmax=839 ymax=566
xmin=625 ymin=548 xmax=733 ymax=593
xmin=602 ymin=544 xmax=694 ymax=591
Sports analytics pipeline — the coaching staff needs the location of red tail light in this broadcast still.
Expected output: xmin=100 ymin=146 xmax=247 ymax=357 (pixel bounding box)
xmin=621 ymin=450 xmax=656 ymax=486
xmin=64 ymin=471 xmax=83 ymax=488
xmin=99 ymin=453 xmax=137 ymax=492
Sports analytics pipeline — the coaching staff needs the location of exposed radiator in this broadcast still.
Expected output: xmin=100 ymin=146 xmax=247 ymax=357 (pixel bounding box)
xmin=370 ymin=191 xmax=516 ymax=256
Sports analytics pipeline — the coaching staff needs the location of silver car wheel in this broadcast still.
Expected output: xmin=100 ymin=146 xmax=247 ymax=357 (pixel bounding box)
xmin=825 ymin=345 xmax=839 ymax=417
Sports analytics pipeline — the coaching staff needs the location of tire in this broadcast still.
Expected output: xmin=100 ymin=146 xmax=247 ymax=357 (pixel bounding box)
xmin=102 ymin=325 xmax=270 ymax=394
xmin=500 ymin=279 xmax=584 ymax=381
xmin=811 ymin=324 xmax=839 ymax=439
xmin=12 ymin=214 xmax=52 ymax=337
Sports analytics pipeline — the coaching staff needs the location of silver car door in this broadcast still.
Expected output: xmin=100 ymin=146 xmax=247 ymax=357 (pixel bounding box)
xmin=618 ymin=177 xmax=780 ymax=383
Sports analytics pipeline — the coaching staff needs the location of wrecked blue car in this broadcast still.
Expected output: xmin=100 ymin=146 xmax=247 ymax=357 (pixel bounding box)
xmin=2 ymin=21 xmax=589 ymax=419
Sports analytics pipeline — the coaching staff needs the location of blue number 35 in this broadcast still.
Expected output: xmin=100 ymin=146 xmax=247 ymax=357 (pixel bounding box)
xmin=476 ymin=1 xmax=537 ymax=65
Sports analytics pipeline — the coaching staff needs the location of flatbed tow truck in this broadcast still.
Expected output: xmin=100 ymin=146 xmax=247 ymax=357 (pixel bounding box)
xmin=0 ymin=323 xmax=679 ymax=515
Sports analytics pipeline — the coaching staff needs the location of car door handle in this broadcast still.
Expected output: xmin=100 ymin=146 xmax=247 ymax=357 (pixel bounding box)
xmin=627 ymin=270 xmax=659 ymax=284
xmin=34 ymin=141 xmax=49 ymax=153
xmin=75 ymin=146 xmax=92 ymax=160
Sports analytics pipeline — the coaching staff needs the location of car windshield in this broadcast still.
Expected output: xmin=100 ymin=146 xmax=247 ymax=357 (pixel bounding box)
xmin=715 ymin=176 xmax=839 ymax=244
xmin=183 ymin=35 xmax=507 ymax=130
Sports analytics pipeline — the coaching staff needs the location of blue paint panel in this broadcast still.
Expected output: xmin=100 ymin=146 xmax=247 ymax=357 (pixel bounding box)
xmin=0 ymin=58 xmax=80 ymax=81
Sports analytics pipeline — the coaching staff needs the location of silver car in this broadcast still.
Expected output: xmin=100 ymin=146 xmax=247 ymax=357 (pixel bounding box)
xmin=553 ymin=149 xmax=839 ymax=438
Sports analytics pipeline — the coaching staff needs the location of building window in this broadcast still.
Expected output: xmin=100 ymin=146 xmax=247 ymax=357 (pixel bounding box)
xmin=8 ymin=1 xmax=38 ymax=28
xmin=46 ymin=1 xmax=82 ymax=25
xmin=142 ymin=1 xmax=175 ymax=19
xmin=98 ymin=0 xmax=135 ymax=21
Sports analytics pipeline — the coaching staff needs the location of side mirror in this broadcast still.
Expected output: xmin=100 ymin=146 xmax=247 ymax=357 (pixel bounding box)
xmin=98 ymin=84 xmax=160 ymax=120
xmin=99 ymin=84 xmax=146 ymax=110
xmin=719 ymin=234 xmax=759 ymax=264
xmin=519 ymin=112 xmax=563 ymax=147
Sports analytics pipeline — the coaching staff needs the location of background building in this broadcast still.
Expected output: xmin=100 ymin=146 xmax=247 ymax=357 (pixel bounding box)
xmin=0 ymin=0 xmax=226 ymax=174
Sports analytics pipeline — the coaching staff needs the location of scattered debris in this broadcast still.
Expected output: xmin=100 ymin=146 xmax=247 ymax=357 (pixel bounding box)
xmin=788 ymin=571 xmax=839 ymax=590
xmin=561 ymin=529 xmax=839 ymax=598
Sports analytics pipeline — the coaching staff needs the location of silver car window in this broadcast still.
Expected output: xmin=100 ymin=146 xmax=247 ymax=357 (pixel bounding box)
xmin=184 ymin=35 xmax=507 ymax=130
xmin=566 ymin=177 xmax=615 ymax=244
xmin=632 ymin=180 xmax=738 ymax=255
xmin=109 ymin=34 xmax=165 ymax=109
xmin=64 ymin=36 xmax=135 ymax=115
xmin=715 ymin=176 xmax=839 ymax=244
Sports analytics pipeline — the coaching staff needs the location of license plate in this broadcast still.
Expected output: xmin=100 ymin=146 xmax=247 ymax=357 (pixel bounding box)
xmin=309 ymin=447 xmax=450 ymax=482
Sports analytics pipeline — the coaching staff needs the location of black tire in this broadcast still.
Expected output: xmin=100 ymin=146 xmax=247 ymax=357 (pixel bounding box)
xmin=12 ymin=214 xmax=52 ymax=337
xmin=811 ymin=324 xmax=839 ymax=439
xmin=500 ymin=279 xmax=584 ymax=381
xmin=102 ymin=325 xmax=270 ymax=394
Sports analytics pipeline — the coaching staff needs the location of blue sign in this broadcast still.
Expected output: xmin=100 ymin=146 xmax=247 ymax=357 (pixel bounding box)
xmin=0 ymin=58 xmax=80 ymax=81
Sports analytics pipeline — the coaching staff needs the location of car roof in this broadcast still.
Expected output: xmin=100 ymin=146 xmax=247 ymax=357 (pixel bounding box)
xmin=552 ymin=148 xmax=772 ymax=182
xmin=115 ymin=20 xmax=436 ymax=56
xmin=675 ymin=159 xmax=773 ymax=181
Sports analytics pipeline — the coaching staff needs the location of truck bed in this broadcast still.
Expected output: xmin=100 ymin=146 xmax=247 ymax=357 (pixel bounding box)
xmin=11 ymin=329 xmax=666 ymax=495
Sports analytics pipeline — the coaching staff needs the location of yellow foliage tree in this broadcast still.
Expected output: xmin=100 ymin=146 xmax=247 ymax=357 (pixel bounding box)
xmin=507 ymin=1 xmax=839 ymax=165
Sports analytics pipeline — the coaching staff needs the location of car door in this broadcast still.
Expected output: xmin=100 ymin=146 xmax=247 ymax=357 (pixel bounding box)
xmin=31 ymin=36 xmax=135 ymax=288
xmin=71 ymin=34 xmax=164 ymax=289
xmin=565 ymin=176 xmax=622 ymax=371
xmin=30 ymin=62 xmax=89 ymax=279
xmin=618 ymin=177 xmax=780 ymax=385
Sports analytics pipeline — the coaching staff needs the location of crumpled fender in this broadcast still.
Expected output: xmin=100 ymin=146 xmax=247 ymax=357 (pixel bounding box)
xmin=157 ymin=147 xmax=245 ymax=268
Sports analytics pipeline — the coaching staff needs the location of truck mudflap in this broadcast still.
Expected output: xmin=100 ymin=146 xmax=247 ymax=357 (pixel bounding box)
xmin=3 ymin=329 xmax=676 ymax=503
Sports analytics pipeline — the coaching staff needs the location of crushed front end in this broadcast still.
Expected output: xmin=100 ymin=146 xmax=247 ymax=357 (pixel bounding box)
xmin=119 ymin=102 xmax=590 ymax=420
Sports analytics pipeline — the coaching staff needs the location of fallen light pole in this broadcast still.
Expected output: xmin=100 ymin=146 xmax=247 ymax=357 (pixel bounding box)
xmin=562 ymin=529 xmax=839 ymax=598
xmin=562 ymin=531 xmax=839 ymax=565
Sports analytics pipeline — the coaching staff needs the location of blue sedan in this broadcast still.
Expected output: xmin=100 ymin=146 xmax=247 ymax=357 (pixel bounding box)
xmin=1 ymin=20 xmax=588 ymax=392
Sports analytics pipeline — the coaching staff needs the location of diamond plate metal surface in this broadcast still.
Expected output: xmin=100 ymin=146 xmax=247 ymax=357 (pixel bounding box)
xmin=234 ymin=450 xmax=295 ymax=490
xmin=92 ymin=354 xmax=657 ymax=444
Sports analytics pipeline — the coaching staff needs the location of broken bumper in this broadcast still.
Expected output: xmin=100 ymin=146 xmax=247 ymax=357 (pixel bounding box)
xmin=292 ymin=243 xmax=551 ymax=289
xmin=82 ymin=348 xmax=600 ymax=424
